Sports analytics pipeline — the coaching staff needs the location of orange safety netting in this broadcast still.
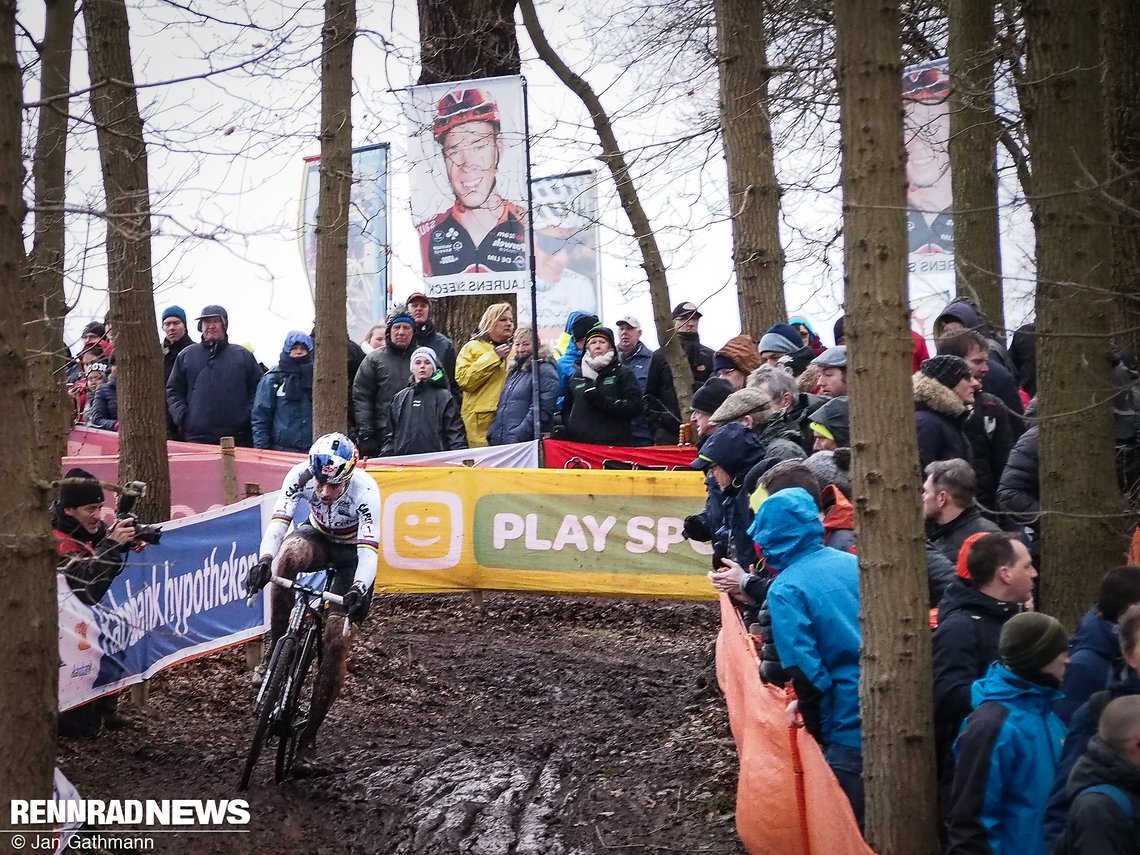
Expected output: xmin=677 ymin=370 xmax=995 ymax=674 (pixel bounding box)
xmin=716 ymin=595 xmax=874 ymax=855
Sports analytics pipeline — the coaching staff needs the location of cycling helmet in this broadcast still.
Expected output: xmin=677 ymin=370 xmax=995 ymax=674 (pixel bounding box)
xmin=433 ymin=88 xmax=500 ymax=141
xmin=309 ymin=433 xmax=358 ymax=485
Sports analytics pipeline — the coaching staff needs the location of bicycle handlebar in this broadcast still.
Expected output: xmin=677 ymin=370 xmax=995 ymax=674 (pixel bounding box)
xmin=267 ymin=575 xmax=345 ymax=605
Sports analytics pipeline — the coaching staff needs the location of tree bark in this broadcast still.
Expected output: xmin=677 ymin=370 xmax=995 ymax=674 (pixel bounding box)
xmin=25 ymin=0 xmax=75 ymax=485
xmin=312 ymin=0 xmax=355 ymax=438
xmin=1023 ymin=0 xmax=1129 ymax=624
xmin=415 ymin=0 xmax=520 ymax=350
xmin=835 ymin=0 xmax=939 ymax=850
xmin=519 ymin=0 xmax=696 ymax=421
xmin=0 ymin=0 xmax=59 ymax=812
xmin=84 ymin=0 xmax=171 ymax=522
xmin=714 ymin=0 xmax=787 ymax=339
xmin=948 ymin=0 xmax=1004 ymax=332
xmin=1102 ymin=0 xmax=1140 ymax=359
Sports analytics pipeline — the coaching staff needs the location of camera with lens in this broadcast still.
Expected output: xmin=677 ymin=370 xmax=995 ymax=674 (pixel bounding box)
xmin=711 ymin=529 xmax=732 ymax=572
xmin=117 ymin=481 xmax=163 ymax=546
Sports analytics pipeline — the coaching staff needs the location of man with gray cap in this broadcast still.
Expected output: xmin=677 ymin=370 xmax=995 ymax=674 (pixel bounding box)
xmin=946 ymin=610 xmax=1069 ymax=855
xmin=616 ymin=316 xmax=654 ymax=446
xmin=166 ymin=304 xmax=264 ymax=445
xmin=644 ymin=302 xmax=715 ymax=444
xmin=812 ymin=345 xmax=848 ymax=397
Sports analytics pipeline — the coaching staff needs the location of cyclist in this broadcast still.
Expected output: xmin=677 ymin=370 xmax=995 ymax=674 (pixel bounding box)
xmin=247 ymin=432 xmax=380 ymax=774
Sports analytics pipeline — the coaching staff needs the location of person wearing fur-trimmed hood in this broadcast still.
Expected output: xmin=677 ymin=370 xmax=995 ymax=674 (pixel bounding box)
xmin=915 ymin=355 xmax=979 ymax=471
xmin=488 ymin=327 xmax=559 ymax=445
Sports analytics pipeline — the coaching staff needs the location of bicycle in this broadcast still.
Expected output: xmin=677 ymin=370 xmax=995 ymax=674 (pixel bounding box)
xmin=238 ymin=571 xmax=347 ymax=790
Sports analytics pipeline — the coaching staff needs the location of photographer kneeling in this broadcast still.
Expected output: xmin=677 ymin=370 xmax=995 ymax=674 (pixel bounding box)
xmin=54 ymin=467 xmax=149 ymax=737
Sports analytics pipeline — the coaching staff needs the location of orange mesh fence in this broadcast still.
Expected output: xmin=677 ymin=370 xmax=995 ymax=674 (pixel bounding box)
xmin=716 ymin=595 xmax=873 ymax=855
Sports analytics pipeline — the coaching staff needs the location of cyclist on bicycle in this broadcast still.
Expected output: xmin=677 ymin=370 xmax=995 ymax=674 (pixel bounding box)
xmin=247 ymin=432 xmax=380 ymax=774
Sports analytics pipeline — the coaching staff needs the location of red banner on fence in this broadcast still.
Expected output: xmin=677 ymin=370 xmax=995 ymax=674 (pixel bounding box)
xmin=542 ymin=439 xmax=695 ymax=471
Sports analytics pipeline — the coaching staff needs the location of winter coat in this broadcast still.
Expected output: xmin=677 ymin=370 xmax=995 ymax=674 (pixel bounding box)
xmin=564 ymin=355 xmax=644 ymax=447
xmin=928 ymin=507 xmax=1001 ymax=565
xmin=935 ymin=296 xmax=1018 ymax=377
xmin=1044 ymin=671 xmax=1140 ymax=844
xmin=414 ymin=320 xmax=458 ymax=391
xmin=619 ymin=340 xmax=655 ymax=446
xmin=556 ymin=341 xmax=583 ymax=398
xmin=749 ymin=488 xmax=862 ymax=750
xmin=932 ymin=580 xmax=1022 ymax=774
xmin=165 ymin=338 xmax=264 ymax=445
xmin=251 ymin=360 xmax=313 ymax=453
xmin=455 ymin=336 xmax=509 ymax=447
xmin=487 ymin=352 xmax=559 ymax=445
xmin=914 ymin=372 xmax=972 ymax=470
xmin=644 ymin=333 xmax=715 ymax=444
xmin=1054 ymin=736 xmax=1140 ymax=855
xmin=1010 ymin=323 xmax=1036 ymax=398
xmin=1060 ymin=607 xmax=1125 ymax=721
xmin=982 ymin=358 xmax=1025 ymax=422
xmin=163 ymin=334 xmax=195 ymax=437
xmin=926 ymin=543 xmax=957 ymax=608
xmin=382 ymin=370 xmax=467 ymax=457
xmin=88 ymin=376 xmax=119 ymax=431
xmin=350 ymin=350 xmax=392 ymax=456
xmin=946 ymin=663 xmax=1066 ymax=855
xmin=997 ymin=425 xmax=1039 ymax=525
xmin=821 ymin=485 xmax=856 ymax=553
xmin=53 ymin=505 xmax=129 ymax=608
xmin=965 ymin=391 xmax=1019 ymax=514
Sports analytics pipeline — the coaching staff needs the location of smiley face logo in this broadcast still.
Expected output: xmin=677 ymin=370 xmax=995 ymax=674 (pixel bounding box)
xmin=382 ymin=491 xmax=463 ymax=570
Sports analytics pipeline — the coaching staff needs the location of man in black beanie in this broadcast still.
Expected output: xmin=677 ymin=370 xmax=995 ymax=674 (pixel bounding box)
xmin=946 ymin=611 xmax=1069 ymax=854
xmin=53 ymin=468 xmax=145 ymax=738
xmin=914 ymin=353 xmax=980 ymax=470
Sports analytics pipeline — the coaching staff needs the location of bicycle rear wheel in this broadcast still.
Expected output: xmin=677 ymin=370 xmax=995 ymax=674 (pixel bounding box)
xmin=239 ymin=635 xmax=295 ymax=790
xmin=275 ymin=624 xmax=320 ymax=782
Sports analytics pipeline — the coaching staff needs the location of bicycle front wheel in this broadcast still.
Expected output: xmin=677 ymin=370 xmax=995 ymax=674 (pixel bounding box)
xmin=239 ymin=635 xmax=295 ymax=790
xmin=275 ymin=624 xmax=321 ymax=782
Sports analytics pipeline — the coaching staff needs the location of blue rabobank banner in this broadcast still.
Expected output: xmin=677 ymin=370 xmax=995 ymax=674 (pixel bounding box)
xmin=59 ymin=495 xmax=268 ymax=711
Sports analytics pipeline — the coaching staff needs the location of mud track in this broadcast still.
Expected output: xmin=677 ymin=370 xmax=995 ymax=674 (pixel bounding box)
xmin=61 ymin=594 xmax=745 ymax=854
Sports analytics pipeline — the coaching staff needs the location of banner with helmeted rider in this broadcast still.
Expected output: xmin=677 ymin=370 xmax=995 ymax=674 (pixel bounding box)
xmin=405 ymin=75 xmax=530 ymax=298
xmin=517 ymin=171 xmax=601 ymax=347
xmin=299 ymin=144 xmax=391 ymax=342
xmin=58 ymin=496 xmax=267 ymax=711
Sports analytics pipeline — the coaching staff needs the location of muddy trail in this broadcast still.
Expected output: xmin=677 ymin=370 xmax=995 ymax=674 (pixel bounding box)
xmin=60 ymin=594 xmax=746 ymax=854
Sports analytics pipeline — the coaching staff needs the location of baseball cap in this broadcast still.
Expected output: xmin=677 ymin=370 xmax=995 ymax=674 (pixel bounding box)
xmin=615 ymin=315 xmax=641 ymax=329
xmin=672 ymin=301 xmax=703 ymax=319
xmin=406 ymin=291 xmax=430 ymax=304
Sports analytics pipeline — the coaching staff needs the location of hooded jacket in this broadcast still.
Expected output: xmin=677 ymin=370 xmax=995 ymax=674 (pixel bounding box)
xmin=382 ymin=369 xmax=467 ymax=456
xmin=821 ymin=485 xmax=856 ymax=553
xmin=997 ymin=424 xmax=1039 ymax=525
xmin=455 ymin=334 xmax=509 ymax=447
xmin=914 ymin=372 xmax=972 ymax=470
xmin=932 ymin=580 xmax=1022 ymax=770
xmin=788 ymin=316 xmax=827 ymax=357
xmin=1061 ymin=607 xmax=1125 ymax=720
xmin=935 ymin=298 xmax=1024 ymax=414
xmin=750 ymin=488 xmax=861 ymax=750
xmin=564 ymin=352 xmax=644 ymax=447
xmin=965 ymin=390 xmax=1019 ymax=514
xmin=644 ymin=333 xmax=715 ymax=443
xmin=487 ymin=348 xmax=560 ymax=445
xmin=946 ymin=662 xmax=1066 ymax=855
xmin=165 ymin=337 xmax=264 ymax=445
xmin=88 ymin=375 xmax=118 ymax=432
xmin=252 ymin=334 xmax=314 ymax=452
xmin=1054 ymin=737 xmax=1140 ymax=854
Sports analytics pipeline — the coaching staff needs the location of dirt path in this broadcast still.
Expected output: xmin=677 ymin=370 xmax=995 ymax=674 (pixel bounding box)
xmin=60 ymin=594 xmax=745 ymax=854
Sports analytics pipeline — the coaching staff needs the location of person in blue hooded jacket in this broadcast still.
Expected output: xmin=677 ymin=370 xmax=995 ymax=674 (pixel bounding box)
xmin=556 ymin=311 xmax=598 ymax=400
xmin=748 ymin=486 xmax=863 ymax=826
xmin=251 ymin=331 xmax=313 ymax=452
xmin=946 ymin=612 xmax=1070 ymax=855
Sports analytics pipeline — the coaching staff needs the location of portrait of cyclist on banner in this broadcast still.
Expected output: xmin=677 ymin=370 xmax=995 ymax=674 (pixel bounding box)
xmin=528 ymin=183 xmax=598 ymax=335
xmin=247 ymin=432 xmax=381 ymax=775
xmin=416 ymin=88 xmax=528 ymax=277
xmin=904 ymin=60 xmax=953 ymax=255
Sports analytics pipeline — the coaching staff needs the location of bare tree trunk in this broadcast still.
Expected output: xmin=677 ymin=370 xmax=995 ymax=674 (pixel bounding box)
xmin=948 ymin=0 xmax=1004 ymax=333
xmin=25 ymin=0 xmax=74 ymax=484
xmin=84 ymin=0 xmax=170 ymax=522
xmin=0 ymin=0 xmax=58 ymax=812
xmin=312 ymin=0 xmax=355 ymax=437
xmin=836 ymin=0 xmax=939 ymax=850
xmin=415 ymin=0 xmax=520 ymax=348
xmin=1023 ymin=0 xmax=1129 ymax=624
xmin=519 ymin=0 xmax=695 ymax=421
xmin=714 ymin=0 xmax=787 ymax=339
xmin=1102 ymin=0 xmax=1140 ymax=359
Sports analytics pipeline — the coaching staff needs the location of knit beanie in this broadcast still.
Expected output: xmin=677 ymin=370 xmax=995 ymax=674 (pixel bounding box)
xmin=691 ymin=378 xmax=734 ymax=416
xmin=920 ymin=354 xmax=972 ymax=390
xmin=804 ymin=450 xmax=852 ymax=496
xmin=999 ymin=612 xmax=1069 ymax=674
xmin=387 ymin=304 xmax=414 ymax=328
xmin=162 ymin=305 xmax=187 ymax=325
xmin=410 ymin=346 xmax=440 ymax=371
xmin=715 ymin=335 xmax=762 ymax=375
xmin=584 ymin=325 xmax=616 ymax=351
xmin=758 ymin=331 xmax=801 ymax=355
xmin=82 ymin=321 xmax=106 ymax=339
xmin=571 ymin=313 xmax=601 ymax=342
xmin=709 ymin=387 xmax=773 ymax=426
xmin=59 ymin=468 xmax=105 ymax=508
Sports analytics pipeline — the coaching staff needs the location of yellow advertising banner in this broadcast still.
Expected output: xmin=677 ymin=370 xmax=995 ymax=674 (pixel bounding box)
xmin=368 ymin=467 xmax=716 ymax=600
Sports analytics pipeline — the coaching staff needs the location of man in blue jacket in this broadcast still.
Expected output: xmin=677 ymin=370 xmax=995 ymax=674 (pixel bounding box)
xmin=946 ymin=611 xmax=1069 ymax=855
xmin=749 ymin=487 xmax=863 ymax=826
xmin=166 ymin=305 xmax=264 ymax=446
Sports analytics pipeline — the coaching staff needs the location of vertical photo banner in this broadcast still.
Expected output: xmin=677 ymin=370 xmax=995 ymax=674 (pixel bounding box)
xmin=520 ymin=171 xmax=601 ymax=347
xmin=903 ymin=58 xmax=954 ymax=339
xmin=299 ymin=144 xmax=391 ymax=342
xmin=405 ymin=75 xmax=530 ymax=298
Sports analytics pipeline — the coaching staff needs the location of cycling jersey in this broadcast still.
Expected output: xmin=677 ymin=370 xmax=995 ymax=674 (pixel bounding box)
xmin=417 ymin=203 xmax=527 ymax=276
xmin=260 ymin=462 xmax=381 ymax=589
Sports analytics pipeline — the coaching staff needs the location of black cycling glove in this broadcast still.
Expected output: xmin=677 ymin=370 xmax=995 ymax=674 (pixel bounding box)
xmin=247 ymin=559 xmax=272 ymax=596
xmin=341 ymin=582 xmax=369 ymax=622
